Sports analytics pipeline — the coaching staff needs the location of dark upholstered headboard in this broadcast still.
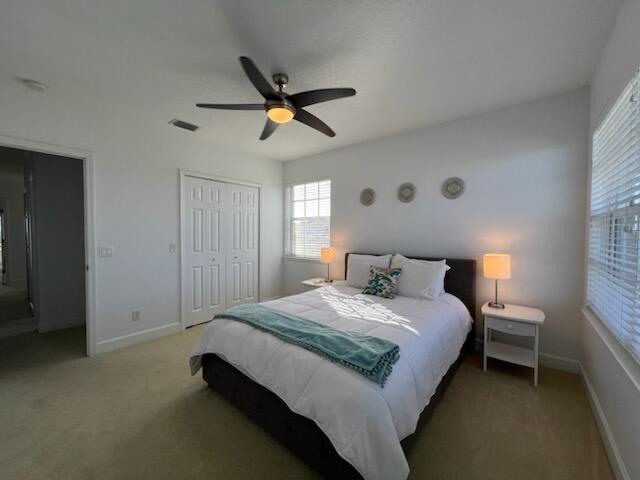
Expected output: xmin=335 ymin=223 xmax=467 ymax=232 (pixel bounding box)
xmin=344 ymin=253 xmax=477 ymax=320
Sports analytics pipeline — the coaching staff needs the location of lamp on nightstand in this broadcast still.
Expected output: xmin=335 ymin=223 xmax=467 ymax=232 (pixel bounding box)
xmin=320 ymin=247 xmax=336 ymax=283
xmin=483 ymin=253 xmax=511 ymax=309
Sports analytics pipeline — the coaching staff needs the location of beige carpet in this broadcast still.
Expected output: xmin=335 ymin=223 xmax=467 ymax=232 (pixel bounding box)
xmin=0 ymin=326 xmax=613 ymax=480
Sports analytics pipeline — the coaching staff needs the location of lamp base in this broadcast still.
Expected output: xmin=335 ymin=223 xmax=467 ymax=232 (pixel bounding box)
xmin=488 ymin=302 xmax=505 ymax=309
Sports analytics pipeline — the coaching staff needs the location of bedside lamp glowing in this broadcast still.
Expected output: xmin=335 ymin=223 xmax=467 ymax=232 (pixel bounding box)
xmin=320 ymin=247 xmax=337 ymax=282
xmin=483 ymin=254 xmax=511 ymax=309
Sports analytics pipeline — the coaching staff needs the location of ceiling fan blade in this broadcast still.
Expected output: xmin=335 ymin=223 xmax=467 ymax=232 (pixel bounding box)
xmin=196 ymin=103 xmax=264 ymax=110
xmin=260 ymin=119 xmax=279 ymax=140
xmin=239 ymin=56 xmax=275 ymax=99
xmin=289 ymin=88 xmax=356 ymax=108
xmin=294 ymin=109 xmax=335 ymax=137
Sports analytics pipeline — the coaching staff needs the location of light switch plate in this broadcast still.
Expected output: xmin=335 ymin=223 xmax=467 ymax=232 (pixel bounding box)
xmin=169 ymin=243 xmax=177 ymax=254
xmin=98 ymin=246 xmax=114 ymax=257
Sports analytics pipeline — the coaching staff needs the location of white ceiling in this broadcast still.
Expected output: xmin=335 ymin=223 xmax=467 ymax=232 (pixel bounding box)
xmin=0 ymin=0 xmax=622 ymax=161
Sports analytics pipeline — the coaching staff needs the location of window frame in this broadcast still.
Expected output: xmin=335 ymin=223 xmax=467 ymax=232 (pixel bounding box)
xmin=284 ymin=178 xmax=331 ymax=261
xmin=587 ymin=68 xmax=640 ymax=365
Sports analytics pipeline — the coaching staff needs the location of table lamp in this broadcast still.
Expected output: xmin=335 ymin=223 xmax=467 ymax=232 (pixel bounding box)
xmin=483 ymin=253 xmax=511 ymax=309
xmin=320 ymin=247 xmax=337 ymax=282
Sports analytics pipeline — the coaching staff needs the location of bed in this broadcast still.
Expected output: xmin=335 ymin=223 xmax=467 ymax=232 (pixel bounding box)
xmin=190 ymin=253 xmax=476 ymax=480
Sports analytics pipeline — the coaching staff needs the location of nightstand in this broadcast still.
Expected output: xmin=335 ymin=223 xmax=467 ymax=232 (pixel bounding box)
xmin=301 ymin=278 xmax=333 ymax=290
xmin=482 ymin=302 xmax=545 ymax=386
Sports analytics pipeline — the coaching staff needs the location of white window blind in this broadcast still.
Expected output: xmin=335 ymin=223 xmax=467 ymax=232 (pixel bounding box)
xmin=588 ymin=69 xmax=640 ymax=362
xmin=285 ymin=180 xmax=331 ymax=259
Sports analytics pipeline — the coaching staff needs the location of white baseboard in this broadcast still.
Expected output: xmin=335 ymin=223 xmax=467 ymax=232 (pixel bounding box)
xmin=95 ymin=322 xmax=181 ymax=354
xmin=38 ymin=317 xmax=84 ymax=333
xmin=580 ymin=362 xmax=630 ymax=480
xmin=539 ymin=352 xmax=581 ymax=374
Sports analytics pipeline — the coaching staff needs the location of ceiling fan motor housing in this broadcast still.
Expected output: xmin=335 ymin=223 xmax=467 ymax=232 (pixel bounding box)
xmin=266 ymin=95 xmax=294 ymax=110
xmin=272 ymin=73 xmax=289 ymax=88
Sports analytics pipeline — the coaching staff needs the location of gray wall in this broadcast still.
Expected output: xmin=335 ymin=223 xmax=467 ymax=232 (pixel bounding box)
xmin=284 ymin=88 xmax=589 ymax=363
xmin=585 ymin=0 xmax=640 ymax=478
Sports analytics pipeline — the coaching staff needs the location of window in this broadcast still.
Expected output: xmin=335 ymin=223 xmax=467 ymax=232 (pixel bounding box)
xmin=285 ymin=180 xmax=331 ymax=259
xmin=588 ymin=69 xmax=640 ymax=362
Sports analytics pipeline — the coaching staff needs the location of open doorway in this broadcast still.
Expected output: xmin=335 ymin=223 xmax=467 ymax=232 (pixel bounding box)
xmin=0 ymin=145 xmax=86 ymax=353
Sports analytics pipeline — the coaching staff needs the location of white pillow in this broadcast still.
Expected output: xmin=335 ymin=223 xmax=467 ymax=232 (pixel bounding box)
xmin=390 ymin=253 xmax=447 ymax=270
xmin=346 ymin=254 xmax=392 ymax=288
xmin=391 ymin=254 xmax=450 ymax=299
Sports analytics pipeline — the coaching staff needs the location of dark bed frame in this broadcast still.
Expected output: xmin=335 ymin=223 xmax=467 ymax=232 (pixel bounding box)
xmin=201 ymin=253 xmax=476 ymax=479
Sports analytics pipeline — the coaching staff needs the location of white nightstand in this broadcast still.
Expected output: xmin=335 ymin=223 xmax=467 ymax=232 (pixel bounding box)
xmin=301 ymin=278 xmax=333 ymax=290
xmin=482 ymin=302 xmax=545 ymax=386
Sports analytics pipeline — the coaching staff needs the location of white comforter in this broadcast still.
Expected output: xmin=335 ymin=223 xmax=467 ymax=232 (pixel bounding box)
xmin=190 ymin=284 xmax=472 ymax=480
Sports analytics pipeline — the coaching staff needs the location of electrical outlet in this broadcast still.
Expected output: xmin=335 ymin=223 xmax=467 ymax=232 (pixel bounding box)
xmin=169 ymin=243 xmax=177 ymax=253
xmin=132 ymin=310 xmax=141 ymax=322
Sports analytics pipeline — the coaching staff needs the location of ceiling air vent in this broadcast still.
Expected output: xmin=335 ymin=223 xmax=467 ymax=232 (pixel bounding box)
xmin=169 ymin=119 xmax=199 ymax=132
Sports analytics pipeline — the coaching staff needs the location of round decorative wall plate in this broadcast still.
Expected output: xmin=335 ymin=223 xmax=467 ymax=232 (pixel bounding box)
xmin=442 ymin=177 xmax=465 ymax=199
xmin=397 ymin=183 xmax=416 ymax=203
xmin=360 ymin=187 xmax=376 ymax=206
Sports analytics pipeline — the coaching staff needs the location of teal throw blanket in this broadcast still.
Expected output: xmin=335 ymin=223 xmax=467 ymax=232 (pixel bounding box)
xmin=215 ymin=304 xmax=400 ymax=387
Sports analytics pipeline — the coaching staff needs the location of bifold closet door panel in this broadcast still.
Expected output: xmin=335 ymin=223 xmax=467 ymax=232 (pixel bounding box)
xmin=243 ymin=186 xmax=259 ymax=303
xmin=226 ymin=184 xmax=259 ymax=307
xmin=184 ymin=177 xmax=226 ymax=327
xmin=226 ymin=185 xmax=244 ymax=307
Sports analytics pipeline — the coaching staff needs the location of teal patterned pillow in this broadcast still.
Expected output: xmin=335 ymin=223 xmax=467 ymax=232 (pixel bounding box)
xmin=362 ymin=266 xmax=402 ymax=299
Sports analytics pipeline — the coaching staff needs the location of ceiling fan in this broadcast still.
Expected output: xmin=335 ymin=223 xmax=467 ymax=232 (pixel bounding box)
xmin=197 ymin=57 xmax=356 ymax=140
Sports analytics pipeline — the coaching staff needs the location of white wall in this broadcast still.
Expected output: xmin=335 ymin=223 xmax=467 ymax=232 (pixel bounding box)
xmin=0 ymin=178 xmax=27 ymax=291
xmin=0 ymin=83 xmax=283 ymax=351
xmin=31 ymin=153 xmax=86 ymax=332
xmin=584 ymin=1 xmax=640 ymax=478
xmin=284 ymin=88 xmax=589 ymax=363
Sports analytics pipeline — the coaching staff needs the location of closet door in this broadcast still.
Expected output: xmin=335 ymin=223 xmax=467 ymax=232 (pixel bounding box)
xmin=243 ymin=187 xmax=259 ymax=303
xmin=226 ymin=184 xmax=259 ymax=306
xmin=184 ymin=176 xmax=226 ymax=327
xmin=226 ymin=185 xmax=244 ymax=307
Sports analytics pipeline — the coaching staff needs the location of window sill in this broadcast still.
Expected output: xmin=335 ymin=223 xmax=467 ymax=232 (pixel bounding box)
xmin=284 ymin=255 xmax=322 ymax=263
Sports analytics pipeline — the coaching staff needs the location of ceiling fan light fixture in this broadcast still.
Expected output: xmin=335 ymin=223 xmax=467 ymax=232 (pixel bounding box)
xmin=267 ymin=104 xmax=295 ymax=124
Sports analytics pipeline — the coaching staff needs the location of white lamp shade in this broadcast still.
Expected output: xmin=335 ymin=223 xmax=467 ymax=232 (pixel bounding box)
xmin=483 ymin=254 xmax=511 ymax=279
xmin=320 ymin=247 xmax=337 ymax=264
